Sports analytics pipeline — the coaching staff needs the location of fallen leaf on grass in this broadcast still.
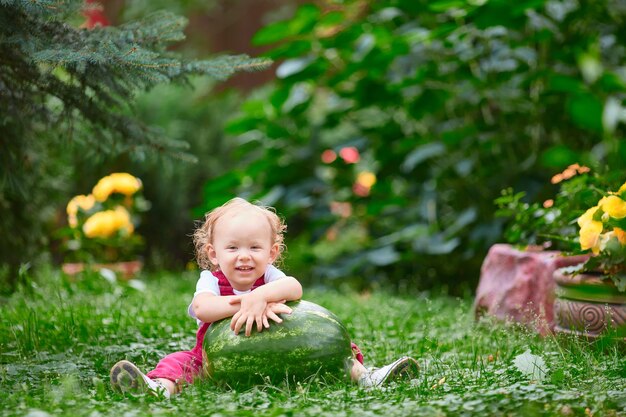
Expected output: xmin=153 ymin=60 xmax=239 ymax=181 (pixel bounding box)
xmin=513 ymin=349 xmax=547 ymax=381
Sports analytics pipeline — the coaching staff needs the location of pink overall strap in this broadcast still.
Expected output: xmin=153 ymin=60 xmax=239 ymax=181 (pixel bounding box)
xmin=215 ymin=269 xmax=265 ymax=296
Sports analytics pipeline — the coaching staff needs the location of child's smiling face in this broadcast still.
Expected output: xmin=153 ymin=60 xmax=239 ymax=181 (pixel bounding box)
xmin=207 ymin=208 xmax=279 ymax=291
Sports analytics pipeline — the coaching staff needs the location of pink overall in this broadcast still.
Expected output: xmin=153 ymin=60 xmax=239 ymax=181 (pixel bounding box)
xmin=146 ymin=271 xmax=364 ymax=385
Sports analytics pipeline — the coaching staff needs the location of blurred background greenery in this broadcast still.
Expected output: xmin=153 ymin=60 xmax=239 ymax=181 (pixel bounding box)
xmin=3 ymin=0 xmax=626 ymax=295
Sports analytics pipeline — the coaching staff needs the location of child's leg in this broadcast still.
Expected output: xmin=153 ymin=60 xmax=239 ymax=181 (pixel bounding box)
xmin=349 ymin=342 xmax=419 ymax=387
xmin=111 ymin=323 xmax=209 ymax=397
xmin=145 ymin=348 xmax=204 ymax=389
xmin=350 ymin=358 xmax=369 ymax=381
xmin=349 ymin=342 xmax=368 ymax=380
xmin=111 ymin=349 xmax=203 ymax=397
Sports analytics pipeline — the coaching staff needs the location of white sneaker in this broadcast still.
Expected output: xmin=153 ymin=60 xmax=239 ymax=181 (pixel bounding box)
xmin=110 ymin=360 xmax=170 ymax=399
xmin=359 ymin=356 xmax=419 ymax=387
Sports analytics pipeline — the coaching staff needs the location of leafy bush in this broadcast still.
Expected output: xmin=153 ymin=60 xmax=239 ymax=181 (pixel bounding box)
xmin=205 ymin=0 xmax=626 ymax=292
xmin=495 ymin=165 xmax=600 ymax=251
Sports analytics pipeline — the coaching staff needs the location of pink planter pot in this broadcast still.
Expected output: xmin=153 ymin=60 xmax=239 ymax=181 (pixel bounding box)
xmin=474 ymin=244 xmax=588 ymax=335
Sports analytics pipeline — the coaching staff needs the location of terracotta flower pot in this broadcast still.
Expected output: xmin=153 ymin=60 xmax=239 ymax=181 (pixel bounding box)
xmin=553 ymin=267 xmax=626 ymax=338
xmin=62 ymin=260 xmax=143 ymax=280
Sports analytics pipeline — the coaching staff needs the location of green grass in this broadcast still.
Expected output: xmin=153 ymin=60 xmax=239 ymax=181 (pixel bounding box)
xmin=2 ymin=268 xmax=626 ymax=416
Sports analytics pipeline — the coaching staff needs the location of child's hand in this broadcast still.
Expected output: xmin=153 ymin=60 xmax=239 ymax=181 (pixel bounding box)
xmin=229 ymin=292 xmax=268 ymax=336
xmin=261 ymin=301 xmax=292 ymax=329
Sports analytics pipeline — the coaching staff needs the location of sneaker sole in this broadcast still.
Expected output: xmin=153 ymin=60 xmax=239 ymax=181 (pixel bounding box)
xmin=110 ymin=360 xmax=147 ymax=393
xmin=382 ymin=357 xmax=419 ymax=384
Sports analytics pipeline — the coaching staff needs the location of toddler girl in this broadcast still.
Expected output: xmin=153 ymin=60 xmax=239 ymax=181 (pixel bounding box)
xmin=110 ymin=198 xmax=418 ymax=397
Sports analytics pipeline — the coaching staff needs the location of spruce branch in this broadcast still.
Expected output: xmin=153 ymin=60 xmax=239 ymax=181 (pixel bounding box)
xmin=1 ymin=1 xmax=273 ymax=161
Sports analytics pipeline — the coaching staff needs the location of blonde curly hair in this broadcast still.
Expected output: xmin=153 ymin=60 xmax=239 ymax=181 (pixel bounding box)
xmin=193 ymin=197 xmax=287 ymax=271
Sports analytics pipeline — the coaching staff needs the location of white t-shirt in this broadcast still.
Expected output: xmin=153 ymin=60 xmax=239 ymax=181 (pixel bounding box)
xmin=187 ymin=264 xmax=286 ymax=323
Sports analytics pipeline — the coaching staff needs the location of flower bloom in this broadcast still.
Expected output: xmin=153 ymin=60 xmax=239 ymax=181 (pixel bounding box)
xmin=578 ymin=206 xmax=603 ymax=253
xmin=550 ymin=163 xmax=590 ymax=184
xmin=579 ymin=219 xmax=603 ymax=254
xmin=357 ymin=171 xmax=376 ymax=188
xmin=92 ymin=173 xmax=142 ymax=202
xmin=321 ymin=149 xmax=337 ymax=164
xmin=353 ymin=171 xmax=377 ymax=197
xmin=66 ymin=194 xmax=96 ymax=227
xmin=339 ymin=147 xmax=360 ymax=164
xmin=330 ymin=201 xmax=352 ymax=218
xmin=83 ymin=206 xmax=134 ymax=238
xmin=577 ymin=206 xmax=599 ymax=228
xmin=599 ymin=195 xmax=626 ymax=219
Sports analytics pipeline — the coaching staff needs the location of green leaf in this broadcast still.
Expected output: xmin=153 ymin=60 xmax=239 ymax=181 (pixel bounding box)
xmin=550 ymin=368 xmax=565 ymax=384
xmin=252 ymin=21 xmax=293 ymax=46
xmin=548 ymin=74 xmax=586 ymax=94
xmin=367 ymin=246 xmax=400 ymax=266
xmin=276 ymin=57 xmax=315 ymax=79
xmin=318 ymin=10 xmax=344 ymax=26
xmin=599 ymin=72 xmax=626 ymax=93
xmin=513 ymin=349 xmax=547 ymax=381
xmin=568 ymin=93 xmax=604 ymax=133
xmin=252 ymin=4 xmax=320 ymax=46
xmin=614 ymin=274 xmax=626 ymax=292
xmin=414 ymin=234 xmax=460 ymax=255
xmin=401 ymin=142 xmax=446 ymax=172
xmin=540 ymin=145 xmax=580 ymax=168
xmin=263 ymin=40 xmax=313 ymax=60
xmin=428 ymin=1 xmax=468 ymax=12
xmin=225 ymin=116 xmax=261 ymax=135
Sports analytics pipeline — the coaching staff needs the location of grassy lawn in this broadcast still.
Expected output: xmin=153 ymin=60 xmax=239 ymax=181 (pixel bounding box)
xmin=2 ymin=268 xmax=626 ymax=416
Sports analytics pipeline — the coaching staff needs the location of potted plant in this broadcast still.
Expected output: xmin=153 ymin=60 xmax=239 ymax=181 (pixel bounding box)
xmin=475 ymin=164 xmax=597 ymax=334
xmin=60 ymin=172 xmax=149 ymax=279
xmin=554 ymin=180 xmax=626 ymax=338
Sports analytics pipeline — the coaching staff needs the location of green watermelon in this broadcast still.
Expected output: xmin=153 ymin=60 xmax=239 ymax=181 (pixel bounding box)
xmin=203 ymin=300 xmax=353 ymax=386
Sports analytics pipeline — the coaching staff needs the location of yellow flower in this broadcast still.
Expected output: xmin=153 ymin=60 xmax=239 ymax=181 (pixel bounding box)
xmin=356 ymin=171 xmax=377 ymax=188
xmin=113 ymin=206 xmax=134 ymax=235
xmin=66 ymin=194 xmax=96 ymax=228
xmin=577 ymin=206 xmax=599 ymax=228
xmin=83 ymin=211 xmax=116 ymax=238
xmin=599 ymin=195 xmax=626 ymax=219
xmin=618 ymin=182 xmax=626 ymax=195
xmin=579 ymin=220 xmax=603 ymax=254
xmin=83 ymin=206 xmax=133 ymax=238
xmin=92 ymin=173 xmax=142 ymax=202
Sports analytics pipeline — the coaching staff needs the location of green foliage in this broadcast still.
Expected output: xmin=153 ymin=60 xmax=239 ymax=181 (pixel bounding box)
xmin=3 ymin=268 xmax=626 ymax=416
xmin=495 ymin=170 xmax=611 ymax=251
xmin=207 ymin=0 xmax=626 ymax=292
xmin=0 ymin=0 xmax=270 ymax=291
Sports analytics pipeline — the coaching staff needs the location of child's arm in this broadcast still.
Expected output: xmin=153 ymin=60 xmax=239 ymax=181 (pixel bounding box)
xmin=191 ymin=276 xmax=302 ymax=331
xmin=192 ymin=293 xmax=243 ymax=324
xmin=230 ymin=276 xmax=303 ymax=336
